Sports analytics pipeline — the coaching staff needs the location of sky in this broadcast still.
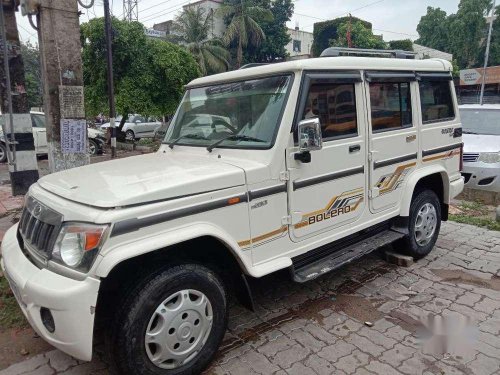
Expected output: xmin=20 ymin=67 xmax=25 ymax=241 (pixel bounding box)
xmin=16 ymin=0 xmax=462 ymax=45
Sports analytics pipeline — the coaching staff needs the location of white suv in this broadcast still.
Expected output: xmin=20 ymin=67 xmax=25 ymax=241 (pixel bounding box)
xmin=1 ymin=49 xmax=464 ymax=375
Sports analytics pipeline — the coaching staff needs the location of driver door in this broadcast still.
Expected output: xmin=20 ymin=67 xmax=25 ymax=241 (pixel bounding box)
xmin=287 ymin=72 xmax=367 ymax=242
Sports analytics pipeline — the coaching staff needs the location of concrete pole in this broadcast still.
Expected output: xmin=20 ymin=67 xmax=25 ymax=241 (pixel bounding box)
xmin=104 ymin=0 xmax=117 ymax=158
xmin=37 ymin=0 xmax=89 ymax=172
xmin=480 ymin=0 xmax=496 ymax=105
xmin=0 ymin=0 xmax=39 ymax=195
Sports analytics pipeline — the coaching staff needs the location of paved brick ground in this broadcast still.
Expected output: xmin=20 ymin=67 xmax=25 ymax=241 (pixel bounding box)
xmin=1 ymin=221 xmax=500 ymax=375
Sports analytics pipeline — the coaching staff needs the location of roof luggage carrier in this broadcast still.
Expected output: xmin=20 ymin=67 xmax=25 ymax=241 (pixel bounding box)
xmin=321 ymin=47 xmax=417 ymax=60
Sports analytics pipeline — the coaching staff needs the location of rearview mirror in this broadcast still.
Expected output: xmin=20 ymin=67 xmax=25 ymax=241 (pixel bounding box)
xmin=297 ymin=118 xmax=322 ymax=152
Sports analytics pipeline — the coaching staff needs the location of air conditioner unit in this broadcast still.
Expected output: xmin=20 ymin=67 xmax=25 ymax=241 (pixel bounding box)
xmin=20 ymin=0 xmax=40 ymax=16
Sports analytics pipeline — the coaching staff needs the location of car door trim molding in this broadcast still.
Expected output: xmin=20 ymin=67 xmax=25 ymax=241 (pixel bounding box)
xmin=111 ymin=193 xmax=248 ymax=237
xmin=422 ymin=143 xmax=462 ymax=157
xmin=374 ymin=153 xmax=418 ymax=170
xmin=248 ymin=184 xmax=287 ymax=201
xmin=293 ymin=166 xmax=365 ymax=191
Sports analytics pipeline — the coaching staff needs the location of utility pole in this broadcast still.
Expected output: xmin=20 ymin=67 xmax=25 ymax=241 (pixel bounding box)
xmin=104 ymin=0 xmax=116 ymax=158
xmin=480 ymin=0 xmax=496 ymax=105
xmin=37 ymin=0 xmax=89 ymax=172
xmin=0 ymin=0 xmax=39 ymax=195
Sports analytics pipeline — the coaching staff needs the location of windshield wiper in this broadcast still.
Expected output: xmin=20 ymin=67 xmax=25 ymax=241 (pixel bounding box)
xmin=168 ymin=133 xmax=209 ymax=149
xmin=206 ymin=134 xmax=266 ymax=152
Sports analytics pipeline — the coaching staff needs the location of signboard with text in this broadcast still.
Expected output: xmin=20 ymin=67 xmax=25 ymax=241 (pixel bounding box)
xmin=145 ymin=29 xmax=167 ymax=39
xmin=460 ymin=66 xmax=500 ymax=86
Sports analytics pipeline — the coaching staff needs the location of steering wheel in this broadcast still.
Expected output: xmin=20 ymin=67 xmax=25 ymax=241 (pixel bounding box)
xmin=212 ymin=119 xmax=237 ymax=134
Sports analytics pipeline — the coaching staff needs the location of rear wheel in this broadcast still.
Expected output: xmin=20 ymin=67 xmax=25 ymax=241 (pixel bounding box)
xmin=0 ymin=143 xmax=6 ymax=163
xmin=400 ymin=189 xmax=441 ymax=259
xmin=88 ymin=139 xmax=98 ymax=156
xmin=108 ymin=264 xmax=227 ymax=375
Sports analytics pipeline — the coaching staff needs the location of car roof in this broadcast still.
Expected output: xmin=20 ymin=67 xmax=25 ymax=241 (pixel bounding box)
xmin=459 ymin=104 xmax=500 ymax=110
xmin=187 ymin=56 xmax=452 ymax=88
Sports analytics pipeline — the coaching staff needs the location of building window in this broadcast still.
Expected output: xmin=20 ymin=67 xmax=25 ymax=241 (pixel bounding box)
xmin=370 ymin=82 xmax=412 ymax=132
xmin=301 ymin=82 xmax=357 ymax=140
xmin=419 ymin=81 xmax=455 ymax=123
xmin=293 ymin=39 xmax=301 ymax=53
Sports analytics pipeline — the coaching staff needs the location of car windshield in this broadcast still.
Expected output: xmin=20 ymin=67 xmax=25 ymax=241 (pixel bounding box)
xmin=164 ymin=75 xmax=291 ymax=149
xmin=460 ymin=108 xmax=500 ymax=135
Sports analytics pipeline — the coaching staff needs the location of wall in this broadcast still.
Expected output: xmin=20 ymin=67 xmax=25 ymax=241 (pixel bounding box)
xmin=286 ymin=28 xmax=314 ymax=58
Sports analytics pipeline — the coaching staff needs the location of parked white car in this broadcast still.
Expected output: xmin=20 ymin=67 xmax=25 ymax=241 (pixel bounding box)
xmin=459 ymin=104 xmax=500 ymax=192
xmin=2 ymin=49 xmax=464 ymax=374
xmin=100 ymin=114 xmax=162 ymax=141
xmin=0 ymin=112 xmax=106 ymax=162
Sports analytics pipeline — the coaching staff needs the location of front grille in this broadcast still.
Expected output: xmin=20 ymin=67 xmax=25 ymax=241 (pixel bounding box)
xmin=463 ymin=153 xmax=479 ymax=163
xmin=18 ymin=196 xmax=62 ymax=260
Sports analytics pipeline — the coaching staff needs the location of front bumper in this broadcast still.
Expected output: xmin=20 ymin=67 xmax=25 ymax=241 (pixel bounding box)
xmin=1 ymin=225 xmax=100 ymax=361
xmin=462 ymin=162 xmax=500 ymax=193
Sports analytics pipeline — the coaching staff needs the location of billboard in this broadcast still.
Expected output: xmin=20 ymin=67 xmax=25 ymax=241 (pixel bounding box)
xmin=460 ymin=66 xmax=500 ymax=86
xmin=144 ymin=29 xmax=167 ymax=39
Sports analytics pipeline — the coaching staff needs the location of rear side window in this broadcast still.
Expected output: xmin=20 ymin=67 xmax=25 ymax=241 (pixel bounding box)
xmin=301 ymin=83 xmax=357 ymax=139
xmin=419 ymin=81 xmax=455 ymax=123
xmin=370 ymin=82 xmax=412 ymax=132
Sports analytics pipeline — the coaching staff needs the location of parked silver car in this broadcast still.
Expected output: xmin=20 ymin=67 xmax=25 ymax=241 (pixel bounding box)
xmin=100 ymin=114 xmax=162 ymax=141
xmin=460 ymin=104 xmax=500 ymax=192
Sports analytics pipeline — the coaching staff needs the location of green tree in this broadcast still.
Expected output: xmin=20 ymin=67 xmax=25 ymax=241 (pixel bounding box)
xmin=388 ymin=39 xmax=414 ymax=51
xmin=416 ymin=7 xmax=450 ymax=52
xmin=330 ymin=21 xmax=386 ymax=49
xmin=81 ymin=17 xmax=199 ymax=128
xmin=21 ymin=41 xmax=42 ymax=109
xmin=218 ymin=0 xmax=273 ymax=68
xmin=487 ymin=5 xmax=500 ymax=66
xmin=173 ymin=7 xmax=230 ymax=75
xmin=244 ymin=0 xmax=294 ymax=63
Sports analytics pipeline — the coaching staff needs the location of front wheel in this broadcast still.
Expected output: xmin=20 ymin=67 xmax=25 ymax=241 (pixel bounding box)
xmin=125 ymin=130 xmax=136 ymax=142
xmin=0 ymin=143 xmax=6 ymax=163
xmin=108 ymin=264 xmax=228 ymax=375
xmin=400 ymin=189 xmax=441 ymax=259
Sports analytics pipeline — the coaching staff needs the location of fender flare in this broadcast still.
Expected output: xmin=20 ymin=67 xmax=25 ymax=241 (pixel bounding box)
xmin=94 ymin=222 xmax=252 ymax=278
xmin=399 ymin=165 xmax=450 ymax=217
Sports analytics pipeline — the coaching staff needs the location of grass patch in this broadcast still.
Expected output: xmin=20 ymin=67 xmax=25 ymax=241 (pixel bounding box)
xmin=449 ymin=214 xmax=500 ymax=231
xmin=0 ymin=276 xmax=28 ymax=330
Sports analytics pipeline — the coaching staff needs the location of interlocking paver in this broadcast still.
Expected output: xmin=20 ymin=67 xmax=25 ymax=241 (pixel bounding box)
xmin=1 ymin=222 xmax=500 ymax=375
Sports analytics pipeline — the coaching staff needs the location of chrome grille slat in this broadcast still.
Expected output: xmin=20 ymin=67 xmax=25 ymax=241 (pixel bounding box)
xmin=463 ymin=153 xmax=479 ymax=163
xmin=17 ymin=196 xmax=62 ymax=260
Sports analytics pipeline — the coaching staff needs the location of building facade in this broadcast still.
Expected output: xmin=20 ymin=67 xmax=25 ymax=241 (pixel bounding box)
xmin=286 ymin=27 xmax=314 ymax=60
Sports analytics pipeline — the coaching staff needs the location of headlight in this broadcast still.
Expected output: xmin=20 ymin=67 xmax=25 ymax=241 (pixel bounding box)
xmin=478 ymin=152 xmax=500 ymax=164
xmin=52 ymin=223 xmax=108 ymax=271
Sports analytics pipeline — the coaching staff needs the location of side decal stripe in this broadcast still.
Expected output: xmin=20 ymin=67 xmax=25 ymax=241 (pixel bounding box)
xmin=374 ymin=153 xmax=418 ymax=170
xmin=293 ymin=166 xmax=364 ymax=191
xmin=422 ymin=143 xmax=463 ymax=157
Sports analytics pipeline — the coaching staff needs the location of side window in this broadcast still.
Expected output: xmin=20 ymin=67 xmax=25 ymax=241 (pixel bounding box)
xmin=370 ymin=82 xmax=412 ymax=132
xmin=301 ymin=82 xmax=357 ymax=140
xmin=419 ymin=81 xmax=455 ymax=123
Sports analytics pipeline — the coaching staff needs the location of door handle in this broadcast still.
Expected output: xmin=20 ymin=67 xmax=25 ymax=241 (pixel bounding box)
xmin=349 ymin=145 xmax=361 ymax=153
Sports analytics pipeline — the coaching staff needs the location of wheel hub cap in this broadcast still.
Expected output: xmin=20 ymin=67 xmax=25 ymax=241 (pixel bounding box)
xmin=414 ymin=202 xmax=437 ymax=246
xmin=145 ymin=289 xmax=213 ymax=370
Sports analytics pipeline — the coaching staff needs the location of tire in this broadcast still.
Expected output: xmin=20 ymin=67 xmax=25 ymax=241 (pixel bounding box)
xmin=0 ymin=143 xmax=6 ymax=163
xmin=400 ymin=189 xmax=441 ymax=259
xmin=125 ymin=130 xmax=136 ymax=142
xmin=108 ymin=264 xmax=228 ymax=375
xmin=88 ymin=139 xmax=98 ymax=156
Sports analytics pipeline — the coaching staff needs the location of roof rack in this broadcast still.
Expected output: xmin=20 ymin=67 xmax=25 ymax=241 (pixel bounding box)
xmin=321 ymin=47 xmax=417 ymax=60
xmin=239 ymin=63 xmax=270 ymax=69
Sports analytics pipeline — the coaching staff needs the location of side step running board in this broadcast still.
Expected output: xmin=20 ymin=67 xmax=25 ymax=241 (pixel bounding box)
xmin=291 ymin=230 xmax=405 ymax=283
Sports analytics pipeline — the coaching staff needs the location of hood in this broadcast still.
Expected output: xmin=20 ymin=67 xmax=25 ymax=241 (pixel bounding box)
xmin=37 ymin=152 xmax=245 ymax=208
xmin=88 ymin=128 xmax=104 ymax=138
xmin=463 ymin=134 xmax=500 ymax=153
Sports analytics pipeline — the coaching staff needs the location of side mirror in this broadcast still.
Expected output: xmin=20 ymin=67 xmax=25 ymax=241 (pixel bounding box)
xmin=295 ymin=118 xmax=322 ymax=163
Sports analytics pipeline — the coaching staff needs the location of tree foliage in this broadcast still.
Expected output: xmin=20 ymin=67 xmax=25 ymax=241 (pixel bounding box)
xmin=312 ymin=17 xmax=372 ymax=57
xmin=218 ymin=0 xmax=273 ymax=68
xmin=173 ymin=7 xmax=230 ymax=75
xmin=416 ymin=1 xmax=493 ymax=69
xmin=388 ymin=39 xmax=414 ymax=51
xmin=488 ymin=6 xmax=500 ymax=66
xmin=81 ymin=17 xmax=200 ymax=119
xmin=243 ymin=0 xmax=294 ymax=63
xmin=21 ymin=42 xmax=42 ymax=109
xmin=330 ymin=21 xmax=386 ymax=50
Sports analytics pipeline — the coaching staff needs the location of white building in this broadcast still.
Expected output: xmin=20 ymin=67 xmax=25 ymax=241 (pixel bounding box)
xmin=286 ymin=27 xmax=314 ymax=59
xmin=183 ymin=0 xmax=225 ymax=39
xmin=412 ymin=43 xmax=453 ymax=62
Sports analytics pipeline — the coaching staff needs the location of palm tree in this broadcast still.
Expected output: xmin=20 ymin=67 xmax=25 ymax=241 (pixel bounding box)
xmin=218 ymin=0 xmax=273 ymax=68
xmin=174 ymin=7 xmax=230 ymax=75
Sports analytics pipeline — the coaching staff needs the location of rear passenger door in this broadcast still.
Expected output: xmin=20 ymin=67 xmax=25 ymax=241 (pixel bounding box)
xmin=366 ymin=72 xmax=419 ymax=213
xmin=288 ymin=71 xmax=366 ymax=242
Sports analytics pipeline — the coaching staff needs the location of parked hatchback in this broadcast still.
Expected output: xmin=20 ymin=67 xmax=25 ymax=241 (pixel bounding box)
xmin=459 ymin=104 xmax=500 ymax=192
xmin=101 ymin=114 xmax=162 ymax=141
